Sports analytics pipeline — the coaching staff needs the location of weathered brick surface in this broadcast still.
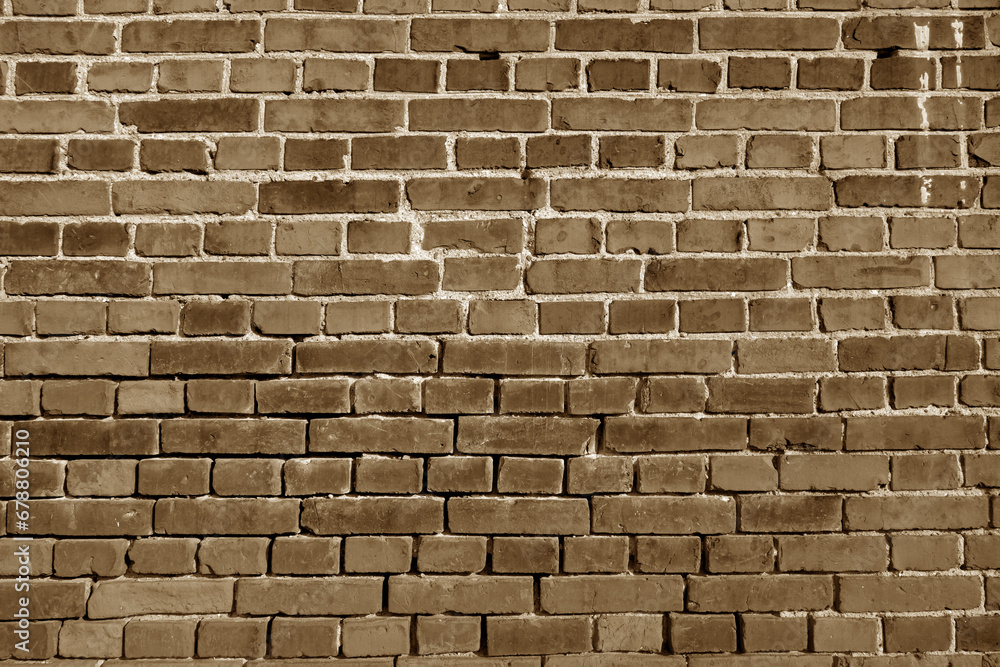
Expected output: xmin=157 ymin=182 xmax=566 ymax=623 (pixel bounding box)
xmin=1 ymin=2 xmax=998 ymax=662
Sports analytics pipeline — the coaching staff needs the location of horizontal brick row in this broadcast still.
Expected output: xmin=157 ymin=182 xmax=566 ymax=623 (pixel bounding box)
xmin=9 ymin=296 xmax=1000 ymax=336
xmin=7 ymin=531 xmax=1000 ymax=577
xmin=5 ymin=373 xmax=1000 ymax=415
xmin=2 ymin=414 xmax=999 ymax=451
xmin=2 ymin=97 xmax=998 ymax=134
xmin=4 ymin=605 xmax=1000 ymax=660
xmin=8 ymin=215 xmax=1000 ymax=259
xmin=0 ymin=565 xmax=995 ymax=615
xmin=1 ymin=177 xmax=998 ymax=218
xmin=2 ymin=132 xmax=998 ymax=175
xmin=1 ymin=336 xmax=1000 ymax=375
xmin=11 ymin=255 xmax=1000 ymax=293
xmin=0 ymin=17 xmax=997 ymax=53
xmin=4 ymin=451 xmax=999 ymax=498
xmin=10 ymin=55 xmax=1000 ymax=97
xmin=7 ymin=0 xmax=1000 ymax=13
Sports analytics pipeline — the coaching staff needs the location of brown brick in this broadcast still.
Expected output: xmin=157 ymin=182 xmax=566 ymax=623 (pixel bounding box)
xmin=741 ymin=615 xmax=808 ymax=653
xmin=885 ymin=616 xmax=953 ymax=653
xmin=840 ymin=575 xmax=982 ymax=612
xmin=680 ymin=298 xmax=746 ymax=333
xmin=187 ymin=379 xmax=254 ymax=413
xmin=417 ymin=616 xmax=481 ymax=654
xmin=353 ymin=136 xmax=445 ymax=170
xmin=88 ymin=62 xmax=153 ymax=92
xmin=58 ymin=619 xmax=126 ymax=658
xmin=0 ymin=99 xmax=113 ymax=134
xmin=181 ymin=300 xmax=250 ymax=335
xmin=396 ymin=299 xmax=463 ymax=333
xmin=500 ymin=379 xmax=565 ymax=414
xmin=554 ymin=98 xmax=691 ymax=131
xmin=303 ymin=497 xmax=444 ymax=534
xmin=295 ymin=260 xmax=436 ymax=295
xmin=285 ymin=458 xmax=352 ymax=496
xmin=469 ymin=300 xmax=535 ymax=335
xmin=528 ymin=259 xmax=639 ymax=294
xmin=210 ymin=220 xmax=278 ymax=257
xmin=608 ymin=300 xmax=675 ymax=335
xmin=449 ymin=497 xmax=588 ymax=535
xmin=0 ymin=138 xmax=57 ymax=172
xmin=284 ymin=138 xmax=348 ymax=170
xmin=821 ymin=135 xmax=886 ymax=169
xmin=264 ymin=99 xmax=403 ymax=134
xmin=591 ymin=340 xmax=731 ymax=375
xmin=0 ymin=20 xmax=115 ymax=54
xmin=269 ymin=617 xmax=341 ymax=657
xmin=670 ymin=614 xmax=738 ymax=653
xmin=841 ymin=97 xmax=981 ymax=132
xmin=606 ymin=220 xmax=673 ymax=254
xmin=230 ymin=58 xmax=296 ymax=92
xmin=846 ymin=496 xmax=989 ymax=530
xmin=7 ymin=341 xmax=150 ymax=377
xmin=516 ymin=57 xmax=579 ymax=91
xmin=556 ymin=18 xmax=693 ymax=52
xmin=567 ymin=457 xmax=632 ymax=496
xmin=36 ymin=301 xmax=107 ymax=336
xmin=114 ymin=181 xmax=255 ymax=215
xmin=156 ymin=498 xmax=299 ymax=535
xmin=592 ymin=496 xmax=734 ymax=535
xmin=355 ymin=456 xmax=422 ymax=493
xmin=749 ymin=299 xmax=813 ymax=332
xmin=425 ymin=377 xmax=494 ymax=414
xmin=0 ymin=221 xmax=57 ymax=256
xmin=123 ymin=19 xmax=259 ymax=51
xmin=213 ymin=458 xmax=283 ymax=496
xmin=448 ymin=58 xmax=509 ymax=91
xmin=843 ymin=16 xmax=984 ymax=49
xmin=413 ymin=18 xmax=548 ymax=51
xmin=123 ymin=619 xmax=196 ymax=658
xmin=637 ymin=455 xmax=706 ymax=494
xmin=411 ymin=99 xmax=546 ymax=132
xmin=456 ymin=136 xmax=520 ymax=169
xmin=646 ymin=257 xmax=786 ymax=291
xmin=708 ymin=377 xmax=815 ymax=414
xmin=695 ymin=178 xmax=833 ymax=213
xmin=198 ymin=537 xmax=268 ymax=575
xmin=697 ymin=99 xmax=834 ymax=132
xmin=587 ymin=59 xmax=650 ymax=91
xmin=728 ymin=57 xmax=790 ymax=89
xmin=197 ymin=618 xmax=267 ymax=659
xmin=157 ymin=59 xmax=224 ymax=93
xmin=658 ymin=59 xmax=721 ymax=92
xmin=374 ymin=58 xmax=437 ymax=92
xmin=236 ymin=576 xmax=382 ymax=615
xmin=342 ymin=617 xmax=410 ymax=657
xmin=688 ymin=574 xmax=833 ymax=612
xmin=846 ymin=415 xmax=985 ymax=450
xmin=132 ymin=542 xmax=199 ymax=579
xmin=120 ymin=98 xmax=257 ymax=133
xmin=778 ymin=535 xmax=887 ymax=572
xmin=42 ymin=379 xmax=114 ymax=415
xmin=798 ymin=57 xmax=864 ymax=90
xmin=487 ymin=615 xmax=591 ymax=656
xmin=304 ymin=58 xmax=370 ymax=91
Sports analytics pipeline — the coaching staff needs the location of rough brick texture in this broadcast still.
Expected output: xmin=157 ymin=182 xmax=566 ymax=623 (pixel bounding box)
xmin=0 ymin=0 xmax=999 ymax=663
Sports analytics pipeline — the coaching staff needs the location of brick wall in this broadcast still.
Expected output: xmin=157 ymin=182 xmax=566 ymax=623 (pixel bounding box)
xmin=0 ymin=0 xmax=999 ymax=662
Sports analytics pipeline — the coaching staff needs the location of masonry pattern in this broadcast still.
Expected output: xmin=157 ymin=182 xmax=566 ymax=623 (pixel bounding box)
xmin=0 ymin=0 xmax=999 ymax=663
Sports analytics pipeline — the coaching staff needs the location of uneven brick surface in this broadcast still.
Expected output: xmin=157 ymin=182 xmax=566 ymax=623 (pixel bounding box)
xmin=1 ymin=0 xmax=1000 ymax=663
